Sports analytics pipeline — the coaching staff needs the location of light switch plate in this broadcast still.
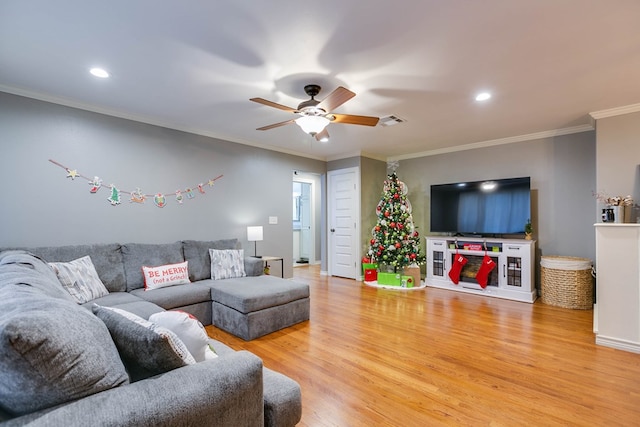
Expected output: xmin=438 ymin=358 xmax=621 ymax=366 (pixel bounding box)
xmin=268 ymin=216 xmax=278 ymax=224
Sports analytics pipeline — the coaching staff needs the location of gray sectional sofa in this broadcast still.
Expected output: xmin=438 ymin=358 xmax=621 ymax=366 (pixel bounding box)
xmin=0 ymin=239 xmax=309 ymax=426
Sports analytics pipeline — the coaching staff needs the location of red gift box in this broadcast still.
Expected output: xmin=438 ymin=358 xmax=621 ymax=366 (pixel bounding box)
xmin=364 ymin=269 xmax=377 ymax=282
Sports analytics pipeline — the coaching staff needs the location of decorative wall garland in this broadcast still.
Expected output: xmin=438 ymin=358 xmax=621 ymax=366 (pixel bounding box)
xmin=49 ymin=159 xmax=223 ymax=208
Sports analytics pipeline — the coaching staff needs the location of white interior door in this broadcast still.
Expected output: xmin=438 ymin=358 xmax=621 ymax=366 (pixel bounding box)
xmin=328 ymin=167 xmax=359 ymax=279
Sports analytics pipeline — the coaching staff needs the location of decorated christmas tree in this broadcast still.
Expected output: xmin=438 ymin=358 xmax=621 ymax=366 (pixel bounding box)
xmin=365 ymin=172 xmax=425 ymax=271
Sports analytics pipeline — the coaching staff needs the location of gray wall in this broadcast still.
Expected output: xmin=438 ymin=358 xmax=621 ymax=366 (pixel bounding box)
xmin=397 ymin=131 xmax=597 ymax=287
xmin=1 ymin=90 xmax=604 ymax=282
xmin=0 ymin=92 xmax=326 ymax=278
xmin=360 ymin=156 xmax=387 ymax=257
xmin=596 ymin=111 xmax=640 ymax=217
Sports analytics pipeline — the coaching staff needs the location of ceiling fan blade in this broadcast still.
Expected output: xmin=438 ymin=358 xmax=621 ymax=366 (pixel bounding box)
xmin=330 ymin=114 xmax=379 ymax=126
xmin=315 ymin=128 xmax=330 ymax=142
xmin=250 ymin=97 xmax=297 ymax=113
xmin=256 ymin=119 xmax=296 ymax=131
xmin=317 ymin=86 xmax=355 ymax=112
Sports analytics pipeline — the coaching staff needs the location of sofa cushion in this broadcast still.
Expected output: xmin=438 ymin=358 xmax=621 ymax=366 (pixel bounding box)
xmin=0 ymin=286 xmax=129 ymax=416
xmin=183 ymin=239 xmax=238 ymax=281
xmin=121 ymin=242 xmax=184 ymax=291
xmin=149 ymin=311 xmax=217 ymax=362
xmin=84 ymin=290 xmax=147 ymax=307
xmin=210 ymin=249 xmax=246 ymax=280
xmin=81 ymin=292 xmax=165 ymax=320
xmin=142 ymin=260 xmax=190 ymax=291
xmin=0 ymin=250 xmax=75 ymax=302
xmin=130 ymin=282 xmax=212 ymax=310
xmin=49 ymin=255 xmax=109 ymax=303
xmin=209 ymin=276 xmax=310 ymax=313
xmin=92 ymin=305 xmax=195 ymax=381
xmin=25 ymin=243 xmax=127 ymax=292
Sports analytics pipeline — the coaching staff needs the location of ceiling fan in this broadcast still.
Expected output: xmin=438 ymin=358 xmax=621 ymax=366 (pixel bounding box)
xmin=250 ymin=85 xmax=379 ymax=142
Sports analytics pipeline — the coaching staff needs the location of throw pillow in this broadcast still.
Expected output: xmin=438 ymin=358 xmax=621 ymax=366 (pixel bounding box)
xmin=92 ymin=305 xmax=196 ymax=382
xmin=210 ymin=249 xmax=246 ymax=280
xmin=142 ymin=261 xmax=190 ymax=291
xmin=48 ymin=255 xmax=109 ymax=303
xmin=0 ymin=288 xmax=129 ymax=416
xmin=149 ymin=311 xmax=217 ymax=362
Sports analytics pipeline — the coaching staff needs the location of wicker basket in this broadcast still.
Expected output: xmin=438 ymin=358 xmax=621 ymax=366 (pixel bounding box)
xmin=540 ymin=256 xmax=593 ymax=309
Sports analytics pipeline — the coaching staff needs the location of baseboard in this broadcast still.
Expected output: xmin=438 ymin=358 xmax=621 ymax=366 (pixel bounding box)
xmin=595 ymin=335 xmax=640 ymax=354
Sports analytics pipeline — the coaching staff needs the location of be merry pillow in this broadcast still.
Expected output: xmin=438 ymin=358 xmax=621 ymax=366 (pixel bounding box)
xmin=142 ymin=261 xmax=190 ymax=291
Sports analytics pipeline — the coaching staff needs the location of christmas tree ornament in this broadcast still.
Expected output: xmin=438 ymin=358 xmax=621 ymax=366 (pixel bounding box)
xmin=185 ymin=188 xmax=196 ymax=199
xmin=89 ymin=176 xmax=102 ymax=193
xmin=107 ymin=185 xmax=121 ymax=206
xmin=198 ymin=183 xmax=206 ymax=194
xmin=154 ymin=194 xmax=166 ymax=208
xmin=175 ymin=190 xmax=184 ymax=204
xmin=130 ymin=188 xmax=146 ymax=204
xmin=66 ymin=169 xmax=79 ymax=180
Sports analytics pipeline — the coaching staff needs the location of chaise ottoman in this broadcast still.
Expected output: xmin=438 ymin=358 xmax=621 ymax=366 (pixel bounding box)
xmin=209 ymin=275 xmax=310 ymax=340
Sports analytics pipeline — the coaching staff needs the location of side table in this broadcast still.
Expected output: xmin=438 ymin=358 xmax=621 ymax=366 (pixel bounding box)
xmin=261 ymin=256 xmax=284 ymax=278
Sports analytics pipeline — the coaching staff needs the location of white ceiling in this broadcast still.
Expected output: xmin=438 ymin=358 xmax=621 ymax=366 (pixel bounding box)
xmin=2 ymin=0 xmax=640 ymax=161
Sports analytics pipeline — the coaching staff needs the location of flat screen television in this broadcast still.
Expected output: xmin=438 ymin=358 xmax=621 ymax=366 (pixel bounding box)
xmin=430 ymin=177 xmax=531 ymax=236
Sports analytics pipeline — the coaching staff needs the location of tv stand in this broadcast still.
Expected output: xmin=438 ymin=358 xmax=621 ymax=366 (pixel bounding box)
xmin=426 ymin=236 xmax=536 ymax=303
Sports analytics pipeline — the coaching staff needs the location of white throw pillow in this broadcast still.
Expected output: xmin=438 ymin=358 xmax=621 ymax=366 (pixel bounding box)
xmin=49 ymin=256 xmax=109 ymax=303
xmin=209 ymin=249 xmax=246 ymax=280
xmin=94 ymin=305 xmax=196 ymax=368
xmin=142 ymin=261 xmax=190 ymax=291
xmin=149 ymin=311 xmax=217 ymax=362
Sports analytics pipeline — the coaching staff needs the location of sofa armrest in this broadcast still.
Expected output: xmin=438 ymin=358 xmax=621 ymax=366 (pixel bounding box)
xmin=2 ymin=351 xmax=264 ymax=427
xmin=244 ymin=257 xmax=264 ymax=277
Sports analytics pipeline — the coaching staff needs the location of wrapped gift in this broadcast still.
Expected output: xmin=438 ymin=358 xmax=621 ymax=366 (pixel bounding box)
xmin=364 ymin=269 xmax=378 ymax=282
xmin=362 ymin=262 xmax=378 ymax=273
xmin=401 ymin=275 xmax=414 ymax=288
xmin=377 ymin=272 xmax=402 ymax=286
xmin=402 ymin=266 xmax=421 ymax=287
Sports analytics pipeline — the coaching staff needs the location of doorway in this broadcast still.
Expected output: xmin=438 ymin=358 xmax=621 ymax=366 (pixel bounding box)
xmin=293 ymin=173 xmax=317 ymax=267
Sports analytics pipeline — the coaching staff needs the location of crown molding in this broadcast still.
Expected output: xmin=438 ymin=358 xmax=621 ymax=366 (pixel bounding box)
xmin=387 ymin=124 xmax=594 ymax=161
xmin=589 ymin=103 xmax=640 ymax=120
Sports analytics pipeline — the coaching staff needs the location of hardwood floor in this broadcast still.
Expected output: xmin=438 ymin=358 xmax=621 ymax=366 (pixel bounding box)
xmin=206 ymin=265 xmax=640 ymax=426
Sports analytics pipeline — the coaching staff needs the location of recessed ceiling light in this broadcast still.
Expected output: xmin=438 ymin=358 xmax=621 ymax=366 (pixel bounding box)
xmin=475 ymin=92 xmax=491 ymax=102
xmin=90 ymin=67 xmax=110 ymax=78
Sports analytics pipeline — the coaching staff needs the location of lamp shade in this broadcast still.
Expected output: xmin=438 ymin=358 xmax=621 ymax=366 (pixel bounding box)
xmin=295 ymin=115 xmax=330 ymax=135
xmin=247 ymin=226 xmax=263 ymax=242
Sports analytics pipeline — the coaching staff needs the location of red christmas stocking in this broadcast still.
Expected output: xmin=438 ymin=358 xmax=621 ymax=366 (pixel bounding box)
xmin=448 ymin=253 xmax=468 ymax=284
xmin=476 ymin=255 xmax=496 ymax=288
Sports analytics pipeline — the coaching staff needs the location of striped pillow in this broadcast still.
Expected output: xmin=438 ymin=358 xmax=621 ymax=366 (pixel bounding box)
xmin=49 ymin=256 xmax=109 ymax=303
xmin=209 ymin=249 xmax=246 ymax=280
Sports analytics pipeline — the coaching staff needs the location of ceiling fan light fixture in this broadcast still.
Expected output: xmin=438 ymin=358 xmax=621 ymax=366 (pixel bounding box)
xmin=475 ymin=92 xmax=491 ymax=101
xmin=89 ymin=67 xmax=110 ymax=78
xmin=295 ymin=115 xmax=330 ymax=135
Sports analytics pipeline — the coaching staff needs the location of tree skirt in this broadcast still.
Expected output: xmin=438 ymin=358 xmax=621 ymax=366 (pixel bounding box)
xmin=363 ymin=280 xmax=427 ymax=290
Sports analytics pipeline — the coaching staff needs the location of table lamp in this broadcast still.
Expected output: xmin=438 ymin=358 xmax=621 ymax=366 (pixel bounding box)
xmin=247 ymin=226 xmax=263 ymax=258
